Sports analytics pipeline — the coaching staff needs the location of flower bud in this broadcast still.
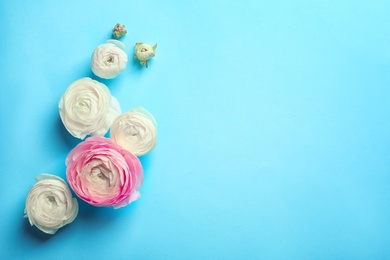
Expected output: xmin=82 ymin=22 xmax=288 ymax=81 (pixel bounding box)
xmin=112 ymin=23 xmax=127 ymax=39
xmin=134 ymin=42 xmax=157 ymax=68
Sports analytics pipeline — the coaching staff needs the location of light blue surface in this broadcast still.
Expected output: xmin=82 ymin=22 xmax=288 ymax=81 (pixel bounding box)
xmin=1 ymin=0 xmax=390 ymax=259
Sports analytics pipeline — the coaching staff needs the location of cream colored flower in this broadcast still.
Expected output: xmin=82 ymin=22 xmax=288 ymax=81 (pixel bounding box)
xmin=59 ymin=77 xmax=121 ymax=139
xmin=91 ymin=40 xmax=128 ymax=79
xmin=110 ymin=107 xmax=157 ymax=156
xmin=134 ymin=42 xmax=157 ymax=68
xmin=24 ymin=174 xmax=78 ymax=234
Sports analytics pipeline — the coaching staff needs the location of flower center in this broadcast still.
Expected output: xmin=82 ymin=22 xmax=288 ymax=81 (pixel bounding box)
xmin=98 ymin=172 xmax=108 ymax=180
xmin=76 ymin=98 xmax=91 ymax=110
xmin=90 ymin=166 xmax=111 ymax=188
xmin=107 ymin=55 xmax=114 ymax=63
xmin=46 ymin=195 xmax=57 ymax=206
xmin=130 ymin=126 xmax=138 ymax=135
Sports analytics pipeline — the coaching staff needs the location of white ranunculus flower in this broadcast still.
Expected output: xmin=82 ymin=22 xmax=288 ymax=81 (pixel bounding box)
xmin=110 ymin=107 xmax=157 ymax=156
xmin=59 ymin=77 xmax=121 ymax=139
xmin=91 ymin=40 xmax=128 ymax=79
xmin=24 ymin=174 xmax=79 ymax=235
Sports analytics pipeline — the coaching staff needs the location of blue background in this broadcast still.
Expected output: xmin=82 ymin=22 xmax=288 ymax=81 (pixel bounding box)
xmin=1 ymin=0 xmax=390 ymax=259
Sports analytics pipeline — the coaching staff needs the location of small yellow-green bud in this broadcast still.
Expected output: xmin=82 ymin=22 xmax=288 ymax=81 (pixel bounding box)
xmin=134 ymin=42 xmax=157 ymax=68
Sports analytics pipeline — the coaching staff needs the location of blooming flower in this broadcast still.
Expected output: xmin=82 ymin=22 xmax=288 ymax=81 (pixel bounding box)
xmin=91 ymin=40 xmax=128 ymax=79
xmin=24 ymin=174 xmax=79 ymax=234
xmin=134 ymin=42 xmax=157 ymax=68
xmin=66 ymin=136 xmax=144 ymax=209
xmin=59 ymin=77 xmax=121 ymax=139
xmin=110 ymin=107 xmax=157 ymax=156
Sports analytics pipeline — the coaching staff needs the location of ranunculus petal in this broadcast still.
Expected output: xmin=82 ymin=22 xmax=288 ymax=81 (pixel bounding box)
xmin=107 ymin=39 xmax=126 ymax=51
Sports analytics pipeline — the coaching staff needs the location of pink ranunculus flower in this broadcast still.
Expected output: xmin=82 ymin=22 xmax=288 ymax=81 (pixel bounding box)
xmin=66 ymin=136 xmax=143 ymax=209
